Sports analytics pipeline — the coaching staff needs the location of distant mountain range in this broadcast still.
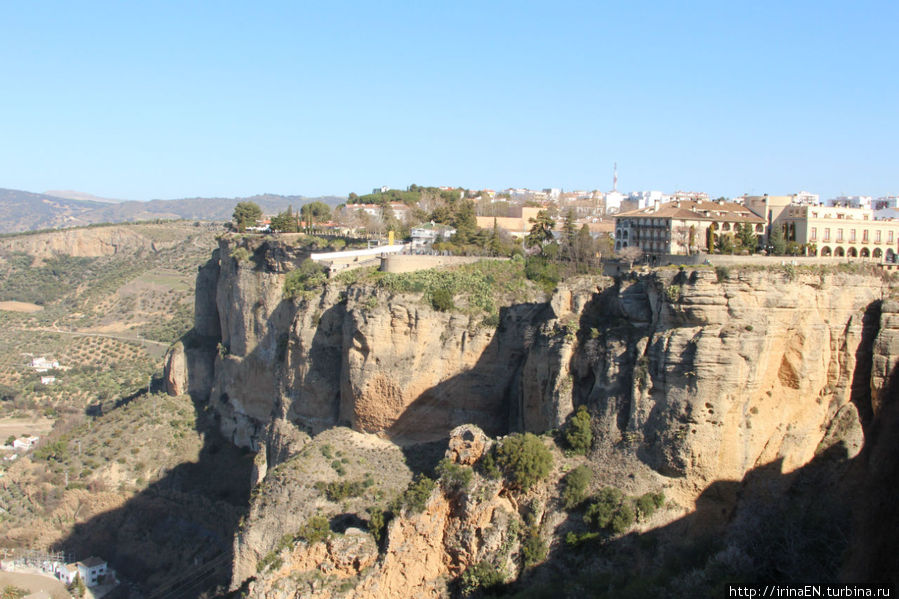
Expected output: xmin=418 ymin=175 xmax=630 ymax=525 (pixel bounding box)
xmin=0 ymin=188 xmax=345 ymax=234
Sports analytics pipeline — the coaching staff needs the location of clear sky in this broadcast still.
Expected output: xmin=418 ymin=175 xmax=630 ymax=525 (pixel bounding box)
xmin=1 ymin=1 xmax=896 ymax=201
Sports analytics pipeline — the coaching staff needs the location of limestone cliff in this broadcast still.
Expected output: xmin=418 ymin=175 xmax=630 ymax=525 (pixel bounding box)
xmin=166 ymin=237 xmax=899 ymax=594
xmin=169 ymin=238 xmax=892 ymax=500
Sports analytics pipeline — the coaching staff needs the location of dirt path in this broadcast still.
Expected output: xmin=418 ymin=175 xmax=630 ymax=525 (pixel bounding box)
xmin=0 ymin=570 xmax=71 ymax=599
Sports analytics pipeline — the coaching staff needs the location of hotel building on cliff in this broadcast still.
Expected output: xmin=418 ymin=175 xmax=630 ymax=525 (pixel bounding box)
xmin=614 ymin=196 xmax=899 ymax=262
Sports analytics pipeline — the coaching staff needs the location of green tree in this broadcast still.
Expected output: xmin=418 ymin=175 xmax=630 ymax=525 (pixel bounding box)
xmin=562 ymin=209 xmax=578 ymax=260
xmin=737 ymin=223 xmax=757 ymax=252
xmin=716 ymin=233 xmax=735 ymax=254
xmin=574 ymin=224 xmax=595 ymax=267
xmin=232 ymin=201 xmax=263 ymax=232
xmin=769 ymin=223 xmax=787 ymax=255
xmin=270 ymin=206 xmax=298 ymax=232
xmin=525 ymin=210 xmax=556 ymax=254
xmin=301 ymin=201 xmax=332 ymax=233
xmin=495 ymin=433 xmax=553 ymax=491
xmin=68 ymin=575 xmax=86 ymax=598
xmin=563 ymin=406 xmax=593 ymax=454
xmin=561 ymin=464 xmax=592 ymax=509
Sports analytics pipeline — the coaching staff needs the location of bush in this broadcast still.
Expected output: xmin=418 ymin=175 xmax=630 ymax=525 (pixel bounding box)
xmin=459 ymin=561 xmax=505 ymax=596
xmin=283 ymin=259 xmax=327 ymax=298
xmin=296 ymin=514 xmax=332 ymax=545
xmin=561 ymin=465 xmax=592 ymax=509
xmin=495 ymin=433 xmax=553 ymax=491
xmin=520 ymin=527 xmax=548 ymax=568
xmin=715 ymin=266 xmax=730 ymax=282
xmin=524 ymin=256 xmax=560 ymax=294
xmin=584 ymin=487 xmax=625 ymax=530
xmin=316 ymin=479 xmax=366 ymax=502
xmin=435 ymin=458 xmax=473 ymax=492
xmin=563 ymin=406 xmax=592 ymax=454
xmin=584 ymin=487 xmax=637 ymax=534
xmin=430 ymin=286 xmax=455 ymax=312
xmin=368 ymin=507 xmax=388 ymax=543
xmin=635 ymin=491 xmax=665 ymax=521
xmin=230 ymin=247 xmax=250 ymax=263
xmin=398 ymin=474 xmax=436 ymax=513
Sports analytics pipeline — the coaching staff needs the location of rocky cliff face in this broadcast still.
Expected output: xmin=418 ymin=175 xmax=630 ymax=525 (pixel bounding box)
xmin=0 ymin=225 xmax=170 ymax=259
xmin=169 ymin=239 xmax=892 ymax=501
xmin=166 ymin=238 xmax=899 ymax=594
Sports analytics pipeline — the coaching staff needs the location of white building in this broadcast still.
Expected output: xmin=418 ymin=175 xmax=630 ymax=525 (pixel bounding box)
xmin=76 ymin=557 xmax=108 ymax=587
xmin=13 ymin=436 xmax=39 ymax=451
xmin=626 ymin=191 xmax=668 ymax=210
xmin=792 ymin=190 xmax=820 ymax=205
xmin=604 ymin=190 xmax=625 ymax=213
xmin=410 ymin=222 xmax=456 ymax=248
xmin=827 ymin=195 xmax=873 ymax=209
xmin=874 ymin=196 xmax=899 ymax=210
xmin=30 ymin=357 xmax=59 ymax=373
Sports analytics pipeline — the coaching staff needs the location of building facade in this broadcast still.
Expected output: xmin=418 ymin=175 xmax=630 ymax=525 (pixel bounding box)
xmin=615 ymin=200 xmax=765 ymax=255
xmin=778 ymin=204 xmax=899 ymax=260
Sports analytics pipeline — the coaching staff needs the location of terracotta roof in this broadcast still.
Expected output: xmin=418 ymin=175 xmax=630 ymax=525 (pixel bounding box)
xmin=616 ymin=200 xmax=765 ymax=223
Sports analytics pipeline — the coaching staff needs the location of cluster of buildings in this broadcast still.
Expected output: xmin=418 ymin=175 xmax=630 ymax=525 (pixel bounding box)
xmin=0 ymin=550 xmax=111 ymax=590
xmin=615 ymin=193 xmax=899 ymax=261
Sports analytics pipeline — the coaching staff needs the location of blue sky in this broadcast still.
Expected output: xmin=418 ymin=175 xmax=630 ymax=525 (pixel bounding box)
xmin=1 ymin=1 xmax=896 ymax=201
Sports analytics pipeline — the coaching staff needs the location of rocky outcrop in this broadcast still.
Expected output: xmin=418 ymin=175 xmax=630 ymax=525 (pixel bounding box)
xmin=0 ymin=225 xmax=160 ymax=259
xmin=171 ymin=238 xmax=897 ymax=508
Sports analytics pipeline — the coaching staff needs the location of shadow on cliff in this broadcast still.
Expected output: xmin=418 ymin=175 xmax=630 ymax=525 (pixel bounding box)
xmin=501 ymin=435 xmax=897 ymax=598
xmin=52 ymin=387 xmax=255 ymax=599
xmin=385 ymin=302 xmax=551 ymax=453
xmin=492 ymin=357 xmax=899 ymax=598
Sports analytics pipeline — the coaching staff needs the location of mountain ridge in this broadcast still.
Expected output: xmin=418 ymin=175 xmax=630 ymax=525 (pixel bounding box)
xmin=0 ymin=187 xmax=345 ymax=234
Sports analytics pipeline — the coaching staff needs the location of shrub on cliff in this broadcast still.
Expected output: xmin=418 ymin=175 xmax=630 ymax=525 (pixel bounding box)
xmin=283 ymin=259 xmax=327 ymax=298
xmin=396 ymin=474 xmax=436 ymax=513
xmin=561 ymin=464 xmax=592 ymax=509
xmin=584 ymin=487 xmax=636 ymax=534
xmin=562 ymin=406 xmax=593 ymax=455
xmin=430 ymin=286 xmax=455 ymax=312
xmin=494 ymin=433 xmax=553 ymax=491
xmin=436 ymin=457 xmax=473 ymax=492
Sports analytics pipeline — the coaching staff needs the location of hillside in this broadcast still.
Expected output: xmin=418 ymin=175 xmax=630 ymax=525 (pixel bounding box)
xmin=0 ymin=188 xmax=345 ymax=234
xmin=0 ymin=221 xmax=220 ymax=413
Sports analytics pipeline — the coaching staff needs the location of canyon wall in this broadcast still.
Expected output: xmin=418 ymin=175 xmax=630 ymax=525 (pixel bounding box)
xmin=167 ymin=238 xmax=895 ymax=504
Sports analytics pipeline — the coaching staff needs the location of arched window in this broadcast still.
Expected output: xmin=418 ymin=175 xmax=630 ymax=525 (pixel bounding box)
xmin=860 ymin=248 xmax=870 ymax=257
xmin=873 ymin=248 xmax=883 ymax=258
xmin=848 ymin=247 xmax=858 ymax=257
xmin=835 ymin=247 xmax=846 ymax=257
xmin=821 ymin=246 xmax=833 ymax=256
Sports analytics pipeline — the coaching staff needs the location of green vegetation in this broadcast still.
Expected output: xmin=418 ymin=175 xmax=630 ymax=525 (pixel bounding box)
xmin=396 ymin=474 xmax=436 ymax=513
xmin=232 ymin=201 xmax=262 ymax=232
xmin=520 ymin=526 xmax=548 ymax=568
xmin=493 ymin=433 xmax=553 ymax=491
xmin=283 ymin=259 xmax=327 ymax=298
xmin=430 ymin=286 xmax=454 ymax=312
xmin=1 ymin=585 xmax=27 ymax=599
xmin=230 ymin=246 xmax=250 ymax=263
xmin=561 ymin=464 xmax=592 ymax=509
xmin=368 ymin=507 xmax=388 ymax=543
xmin=435 ymin=457 xmax=473 ymax=492
xmin=315 ymin=479 xmax=367 ymax=502
xmin=581 ymin=487 xmax=664 ymax=536
xmin=562 ymin=406 xmax=593 ymax=455
xmin=459 ymin=561 xmax=505 ymax=596
xmin=375 ymin=259 xmax=536 ymax=315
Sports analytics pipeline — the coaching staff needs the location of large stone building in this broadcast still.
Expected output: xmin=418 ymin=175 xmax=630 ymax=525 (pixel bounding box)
xmin=614 ymin=199 xmax=765 ymax=255
xmin=778 ymin=204 xmax=899 ymax=260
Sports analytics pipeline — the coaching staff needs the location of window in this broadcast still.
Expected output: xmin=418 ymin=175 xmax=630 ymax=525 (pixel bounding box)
xmin=863 ymin=230 xmax=869 ymax=242
xmin=876 ymin=230 xmax=882 ymax=242
xmin=824 ymin=228 xmax=831 ymax=241
xmin=810 ymin=227 xmax=817 ymax=241
xmin=837 ymin=228 xmax=844 ymax=241
xmin=890 ymin=231 xmax=895 ymax=243
xmin=850 ymin=229 xmax=856 ymax=242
